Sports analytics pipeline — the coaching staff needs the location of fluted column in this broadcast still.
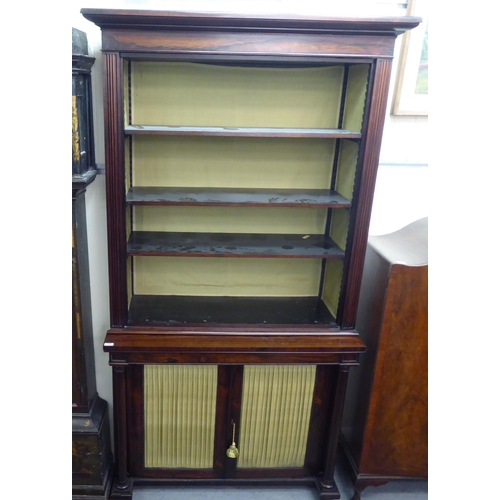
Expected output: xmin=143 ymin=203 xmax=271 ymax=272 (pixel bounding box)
xmin=103 ymin=52 xmax=127 ymax=327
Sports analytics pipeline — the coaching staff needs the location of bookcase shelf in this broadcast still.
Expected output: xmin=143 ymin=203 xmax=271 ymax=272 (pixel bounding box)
xmin=127 ymin=231 xmax=344 ymax=258
xmin=128 ymin=295 xmax=338 ymax=327
xmin=126 ymin=187 xmax=352 ymax=208
xmin=125 ymin=125 xmax=362 ymax=139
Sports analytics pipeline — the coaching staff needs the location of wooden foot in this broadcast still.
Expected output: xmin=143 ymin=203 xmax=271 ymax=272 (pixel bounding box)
xmin=109 ymin=476 xmax=133 ymax=500
xmin=351 ymin=485 xmax=363 ymax=500
xmin=350 ymin=478 xmax=389 ymax=500
xmin=315 ymin=477 xmax=341 ymax=500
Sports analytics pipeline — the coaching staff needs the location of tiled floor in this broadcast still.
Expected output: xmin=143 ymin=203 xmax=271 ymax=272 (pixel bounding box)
xmin=133 ymin=453 xmax=428 ymax=500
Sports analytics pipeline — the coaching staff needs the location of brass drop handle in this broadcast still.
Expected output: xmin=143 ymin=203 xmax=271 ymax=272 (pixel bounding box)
xmin=226 ymin=420 xmax=239 ymax=459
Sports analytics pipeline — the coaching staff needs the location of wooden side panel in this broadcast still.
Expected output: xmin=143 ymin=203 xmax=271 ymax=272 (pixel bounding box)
xmin=360 ymin=263 xmax=428 ymax=476
xmin=337 ymin=58 xmax=393 ymax=329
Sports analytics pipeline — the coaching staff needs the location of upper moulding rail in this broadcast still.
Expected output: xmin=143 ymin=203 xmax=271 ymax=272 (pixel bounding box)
xmin=81 ymin=9 xmax=421 ymax=36
xmin=119 ymin=53 xmax=372 ymax=66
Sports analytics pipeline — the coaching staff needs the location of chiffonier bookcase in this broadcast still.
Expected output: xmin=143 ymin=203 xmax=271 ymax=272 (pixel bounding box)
xmin=81 ymin=8 xmax=419 ymax=499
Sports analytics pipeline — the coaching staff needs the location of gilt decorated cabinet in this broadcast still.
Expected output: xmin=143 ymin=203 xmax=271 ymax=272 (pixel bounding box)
xmin=81 ymin=8 xmax=420 ymax=500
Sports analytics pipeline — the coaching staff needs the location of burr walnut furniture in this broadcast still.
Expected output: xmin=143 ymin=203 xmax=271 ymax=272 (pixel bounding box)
xmin=81 ymin=8 xmax=420 ymax=500
xmin=341 ymin=217 xmax=428 ymax=499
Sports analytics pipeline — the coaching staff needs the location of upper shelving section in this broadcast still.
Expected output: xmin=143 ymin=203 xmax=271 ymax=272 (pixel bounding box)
xmin=82 ymin=7 xmax=421 ymax=330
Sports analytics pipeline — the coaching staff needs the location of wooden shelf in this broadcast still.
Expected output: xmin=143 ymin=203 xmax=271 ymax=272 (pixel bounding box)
xmin=125 ymin=125 xmax=362 ymax=139
xmin=126 ymin=187 xmax=352 ymax=208
xmin=127 ymin=295 xmax=337 ymax=326
xmin=127 ymin=231 xmax=344 ymax=258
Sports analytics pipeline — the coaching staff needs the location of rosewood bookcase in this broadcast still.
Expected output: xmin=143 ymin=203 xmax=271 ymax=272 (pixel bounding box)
xmin=81 ymin=8 xmax=420 ymax=499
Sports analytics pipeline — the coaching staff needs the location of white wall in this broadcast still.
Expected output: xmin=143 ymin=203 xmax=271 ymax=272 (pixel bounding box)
xmin=71 ymin=0 xmax=428 ymax=436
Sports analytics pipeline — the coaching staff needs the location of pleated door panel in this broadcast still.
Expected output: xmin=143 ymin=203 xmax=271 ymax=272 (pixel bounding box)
xmin=237 ymin=365 xmax=316 ymax=469
xmin=143 ymin=365 xmax=218 ymax=469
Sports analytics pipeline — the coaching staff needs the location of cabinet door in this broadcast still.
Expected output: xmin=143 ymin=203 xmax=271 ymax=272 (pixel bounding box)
xmin=128 ymin=364 xmax=334 ymax=479
xmin=128 ymin=365 xmax=225 ymax=478
xmin=236 ymin=365 xmax=316 ymax=473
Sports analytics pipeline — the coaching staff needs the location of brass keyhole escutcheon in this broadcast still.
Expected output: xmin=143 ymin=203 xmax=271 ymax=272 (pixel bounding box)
xmin=226 ymin=420 xmax=239 ymax=459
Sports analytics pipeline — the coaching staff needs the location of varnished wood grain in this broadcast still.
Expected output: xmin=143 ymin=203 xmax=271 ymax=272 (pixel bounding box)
xmin=102 ymin=30 xmax=395 ymax=59
xmin=81 ymin=9 xmax=420 ymax=36
xmin=341 ymin=218 xmax=428 ymax=493
xmin=104 ymin=329 xmax=364 ymax=352
xmin=104 ymin=329 xmax=365 ymax=365
xmin=360 ymin=262 xmax=427 ymax=476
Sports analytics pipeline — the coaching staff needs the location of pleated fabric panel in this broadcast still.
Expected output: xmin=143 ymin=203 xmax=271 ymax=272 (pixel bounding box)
xmin=144 ymin=365 xmax=217 ymax=469
xmin=238 ymin=365 xmax=316 ymax=468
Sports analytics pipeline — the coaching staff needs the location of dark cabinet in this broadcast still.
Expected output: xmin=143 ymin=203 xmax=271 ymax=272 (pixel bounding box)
xmin=72 ymin=27 xmax=112 ymax=499
xmin=81 ymin=8 xmax=420 ymax=499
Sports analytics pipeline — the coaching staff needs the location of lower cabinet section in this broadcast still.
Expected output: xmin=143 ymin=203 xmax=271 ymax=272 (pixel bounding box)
xmin=139 ymin=365 xmax=318 ymax=474
xmin=128 ymin=364 xmax=330 ymax=480
xmin=105 ymin=333 xmax=365 ymax=499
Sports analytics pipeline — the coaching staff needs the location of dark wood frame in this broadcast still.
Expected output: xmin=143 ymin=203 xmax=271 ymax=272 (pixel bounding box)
xmin=82 ymin=8 xmax=420 ymax=500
